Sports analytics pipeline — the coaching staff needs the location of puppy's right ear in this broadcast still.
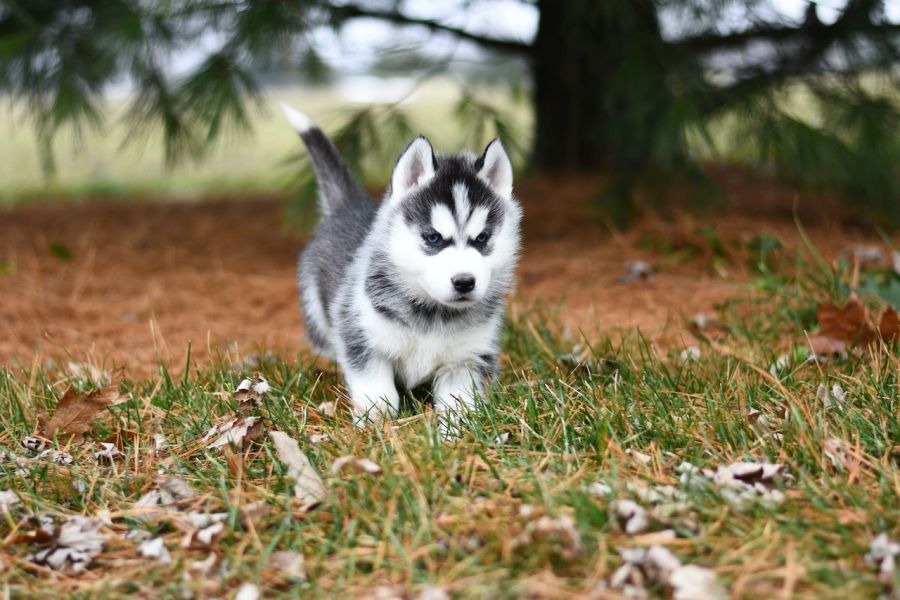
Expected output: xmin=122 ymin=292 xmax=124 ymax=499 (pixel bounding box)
xmin=390 ymin=136 xmax=435 ymax=199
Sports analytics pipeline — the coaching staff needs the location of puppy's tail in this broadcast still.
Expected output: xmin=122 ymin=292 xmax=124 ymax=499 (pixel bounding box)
xmin=280 ymin=103 xmax=368 ymax=216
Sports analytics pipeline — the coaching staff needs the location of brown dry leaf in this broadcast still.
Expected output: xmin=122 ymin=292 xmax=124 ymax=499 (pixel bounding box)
xmin=878 ymin=306 xmax=900 ymax=344
xmin=234 ymin=373 xmax=270 ymax=415
xmin=222 ymin=445 xmax=244 ymax=478
xmin=269 ymin=431 xmax=327 ymax=507
xmin=39 ymin=386 xmax=126 ymax=443
xmin=204 ymin=416 xmax=264 ymax=450
xmin=94 ymin=442 xmax=123 ymax=464
xmin=816 ymin=297 xmax=876 ymax=346
xmin=816 ymin=296 xmax=875 ymax=344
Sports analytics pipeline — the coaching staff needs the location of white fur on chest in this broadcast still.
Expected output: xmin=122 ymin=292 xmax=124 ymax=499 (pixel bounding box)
xmin=359 ymin=296 xmax=497 ymax=387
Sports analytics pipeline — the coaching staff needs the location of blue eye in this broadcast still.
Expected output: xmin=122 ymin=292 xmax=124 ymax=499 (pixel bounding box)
xmin=475 ymin=231 xmax=490 ymax=244
xmin=423 ymin=232 xmax=442 ymax=246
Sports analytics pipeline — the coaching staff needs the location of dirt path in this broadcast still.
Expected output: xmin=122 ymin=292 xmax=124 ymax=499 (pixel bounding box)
xmin=0 ymin=172 xmax=878 ymax=376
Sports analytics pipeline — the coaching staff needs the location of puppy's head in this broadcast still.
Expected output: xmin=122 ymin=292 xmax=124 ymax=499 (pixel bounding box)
xmin=385 ymin=136 xmax=522 ymax=309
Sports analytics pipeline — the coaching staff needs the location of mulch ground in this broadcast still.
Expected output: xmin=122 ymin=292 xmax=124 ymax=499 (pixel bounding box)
xmin=0 ymin=170 xmax=880 ymax=376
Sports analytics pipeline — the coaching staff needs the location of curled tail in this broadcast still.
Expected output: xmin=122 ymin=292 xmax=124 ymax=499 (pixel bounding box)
xmin=280 ymin=103 xmax=369 ymax=216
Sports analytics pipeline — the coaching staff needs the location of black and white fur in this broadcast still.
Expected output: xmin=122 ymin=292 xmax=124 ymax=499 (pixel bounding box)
xmin=281 ymin=104 xmax=521 ymax=435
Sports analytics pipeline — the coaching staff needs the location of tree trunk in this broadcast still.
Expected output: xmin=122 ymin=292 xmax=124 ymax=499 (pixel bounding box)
xmin=532 ymin=0 xmax=672 ymax=171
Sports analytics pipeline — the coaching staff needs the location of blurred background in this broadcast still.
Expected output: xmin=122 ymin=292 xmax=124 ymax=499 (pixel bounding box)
xmin=2 ymin=0 xmax=899 ymax=216
xmin=1 ymin=0 xmax=899 ymax=371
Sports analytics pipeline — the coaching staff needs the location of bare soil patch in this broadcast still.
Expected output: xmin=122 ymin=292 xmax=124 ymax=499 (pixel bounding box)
xmin=0 ymin=172 xmax=877 ymax=375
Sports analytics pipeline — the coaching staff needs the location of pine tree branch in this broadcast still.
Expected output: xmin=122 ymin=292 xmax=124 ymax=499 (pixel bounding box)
xmin=694 ymin=0 xmax=899 ymax=115
xmin=676 ymin=0 xmax=899 ymax=54
xmin=678 ymin=20 xmax=900 ymax=53
xmin=330 ymin=3 xmax=532 ymax=55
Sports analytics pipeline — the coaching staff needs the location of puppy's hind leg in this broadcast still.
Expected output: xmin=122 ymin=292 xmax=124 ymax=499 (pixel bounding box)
xmin=344 ymin=358 xmax=399 ymax=427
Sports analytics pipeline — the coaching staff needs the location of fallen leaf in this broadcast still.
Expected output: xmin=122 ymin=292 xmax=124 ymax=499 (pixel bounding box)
xmin=330 ymin=456 xmax=383 ymax=476
xmin=191 ymin=521 xmax=225 ymax=547
xmin=823 ymin=437 xmax=853 ymax=470
xmin=679 ymin=347 xmax=701 ymax=362
xmin=816 ymin=383 xmax=846 ymax=411
xmin=878 ymin=306 xmax=900 ymax=344
xmin=0 ymin=490 xmax=20 ymax=514
xmin=183 ymin=511 xmax=228 ymax=530
xmin=627 ymin=449 xmax=653 ymax=465
xmin=678 ymin=461 xmax=789 ymax=508
xmin=669 ymin=564 xmax=728 ymax=600
xmin=417 ymin=588 xmax=451 ymax=600
xmin=37 ymin=449 xmax=74 ymax=465
xmin=39 ymin=386 xmax=125 ymax=443
xmin=619 ymin=260 xmax=654 ymax=283
xmin=124 ymin=529 xmax=152 ymax=542
xmin=205 ymin=416 xmax=264 ymax=450
xmin=151 ymin=433 xmax=169 ymax=453
xmin=317 ymin=401 xmax=336 ymax=418
xmin=269 ymin=431 xmax=327 ymax=507
xmin=865 ymin=533 xmax=900 ymax=581
xmin=842 ymin=244 xmax=884 ymax=267
xmin=239 ymin=500 xmax=270 ymax=529
xmin=27 ymin=516 xmax=107 ymax=573
xmin=138 ymin=536 xmax=172 ymax=564
xmin=806 ymin=335 xmax=848 ymax=361
xmin=588 ymin=482 xmax=613 ymax=497
xmin=132 ymin=476 xmax=197 ymax=521
xmin=234 ymin=373 xmax=270 ymax=414
xmin=612 ymin=499 xmax=650 ymax=535
xmin=512 ymin=514 xmax=582 ymax=559
xmin=66 ymin=362 xmax=112 ymax=385
xmin=689 ymin=312 xmax=710 ymax=329
xmin=234 ymin=582 xmax=260 ymax=600
xmin=187 ymin=552 xmax=219 ymax=578
xmin=608 ymin=545 xmax=727 ymax=600
xmin=356 ymin=588 xmax=406 ymax=600
xmin=747 ymin=409 xmax=779 ymax=434
xmin=159 ymin=476 xmax=196 ymax=502
xmin=94 ymin=442 xmax=122 ymax=463
xmin=816 ymin=297 xmax=876 ymax=347
xmin=268 ymin=549 xmax=306 ymax=582
xmin=20 ymin=436 xmax=46 ymax=453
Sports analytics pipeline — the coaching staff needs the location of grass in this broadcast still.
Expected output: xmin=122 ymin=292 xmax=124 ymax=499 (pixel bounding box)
xmin=0 ymin=252 xmax=899 ymax=599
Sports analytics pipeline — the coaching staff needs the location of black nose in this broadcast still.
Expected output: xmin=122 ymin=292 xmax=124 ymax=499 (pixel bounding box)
xmin=452 ymin=274 xmax=476 ymax=294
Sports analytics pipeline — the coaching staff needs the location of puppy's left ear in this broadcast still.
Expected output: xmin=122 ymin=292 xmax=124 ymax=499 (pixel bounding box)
xmin=477 ymin=139 xmax=513 ymax=198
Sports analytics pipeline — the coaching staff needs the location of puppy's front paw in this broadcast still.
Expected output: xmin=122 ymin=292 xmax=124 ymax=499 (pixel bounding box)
xmin=436 ymin=410 xmax=467 ymax=442
xmin=344 ymin=361 xmax=399 ymax=428
xmin=349 ymin=393 xmax=397 ymax=428
xmin=351 ymin=400 xmax=396 ymax=429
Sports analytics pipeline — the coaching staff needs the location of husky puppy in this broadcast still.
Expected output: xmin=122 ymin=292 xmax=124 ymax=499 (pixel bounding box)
xmin=281 ymin=104 xmax=521 ymax=435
